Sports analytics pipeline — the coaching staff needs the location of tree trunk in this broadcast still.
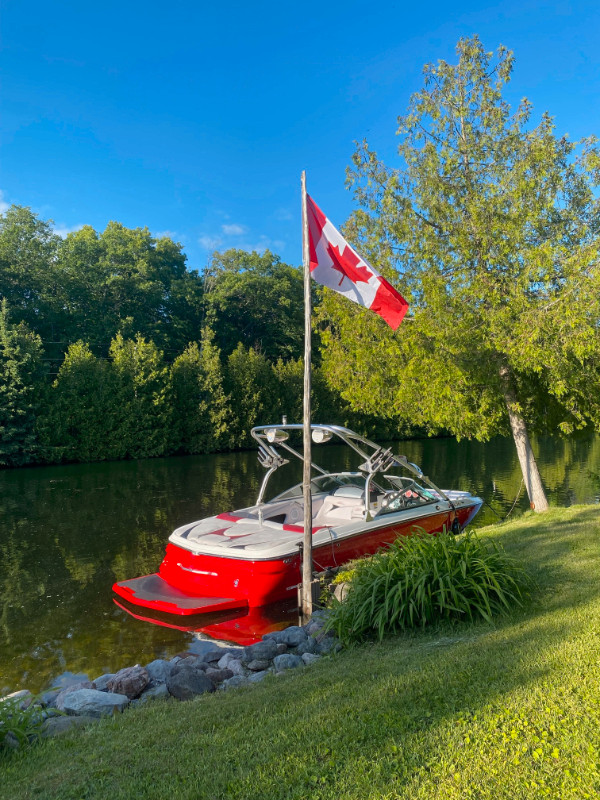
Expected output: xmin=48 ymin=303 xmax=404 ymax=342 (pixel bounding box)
xmin=499 ymin=366 xmax=549 ymax=512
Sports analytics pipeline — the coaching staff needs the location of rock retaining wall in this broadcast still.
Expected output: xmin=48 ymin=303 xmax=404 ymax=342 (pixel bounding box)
xmin=0 ymin=610 xmax=341 ymax=749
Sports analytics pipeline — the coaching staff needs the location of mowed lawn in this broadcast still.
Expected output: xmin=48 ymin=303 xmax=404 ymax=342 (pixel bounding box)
xmin=1 ymin=505 xmax=599 ymax=800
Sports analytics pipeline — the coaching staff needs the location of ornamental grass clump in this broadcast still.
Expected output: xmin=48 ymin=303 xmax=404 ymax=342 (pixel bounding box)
xmin=0 ymin=695 xmax=45 ymax=754
xmin=327 ymin=530 xmax=533 ymax=644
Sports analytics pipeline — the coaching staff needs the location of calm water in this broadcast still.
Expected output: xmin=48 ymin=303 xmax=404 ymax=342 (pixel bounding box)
xmin=1 ymin=433 xmax=599 ymax=693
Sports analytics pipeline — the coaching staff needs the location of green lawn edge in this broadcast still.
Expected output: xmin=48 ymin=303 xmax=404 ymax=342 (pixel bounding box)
xmin=2 ymin=505 xmax=599 ymax=800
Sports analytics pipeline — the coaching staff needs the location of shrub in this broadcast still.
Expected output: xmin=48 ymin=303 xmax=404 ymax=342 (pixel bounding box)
xmin=0 ymin=695 xmax=45 ymax=754
xmin=326 ymin=530 xmax=533 ymax=643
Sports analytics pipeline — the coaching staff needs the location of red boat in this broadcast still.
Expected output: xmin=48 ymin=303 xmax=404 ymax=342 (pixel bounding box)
xmin=113 ymin=424 xmax=483 ymax=616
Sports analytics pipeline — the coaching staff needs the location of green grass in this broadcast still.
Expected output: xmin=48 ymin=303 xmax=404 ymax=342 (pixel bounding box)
xmin=1 ymin=505 xmax=600 ymax=800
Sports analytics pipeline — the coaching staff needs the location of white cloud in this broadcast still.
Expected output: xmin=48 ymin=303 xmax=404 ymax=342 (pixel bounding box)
xmin=0 ymin=190 xmax=10 ymax=215
xmin=199 ymin=234 xmax=223 ymax=250
xmin=221 ymin=223 xmax=246 ymax=236
xmin=239 ymin=236 xmax=286 ymax=254
xmin=154 ymin=229 xmax=180 ymax=241
xmin=53 ymin=223 xmax=85 ymax=238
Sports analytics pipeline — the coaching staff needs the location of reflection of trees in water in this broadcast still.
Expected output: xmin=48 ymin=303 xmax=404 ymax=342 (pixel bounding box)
xmin=0 ymin=532 xmax=45 ymax=645
xmin=111 ymin=530 xmax=166 ymax=582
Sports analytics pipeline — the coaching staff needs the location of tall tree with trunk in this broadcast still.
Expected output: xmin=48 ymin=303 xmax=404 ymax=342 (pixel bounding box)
xmin=318 ymin=37 xmax=600 ymax=512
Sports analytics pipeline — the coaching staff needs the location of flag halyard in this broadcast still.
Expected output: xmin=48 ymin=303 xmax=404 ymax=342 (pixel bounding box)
xmin=306 ymin=194 xmax=408 ymax=330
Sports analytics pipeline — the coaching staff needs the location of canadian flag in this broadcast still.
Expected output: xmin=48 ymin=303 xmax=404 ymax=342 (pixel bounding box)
xmin=307 ymin=195 xmax=408 ymax=330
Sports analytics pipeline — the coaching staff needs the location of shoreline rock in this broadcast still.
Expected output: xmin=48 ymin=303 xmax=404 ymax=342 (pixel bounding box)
xmin=0 ymin=610 xmax=341 ymax=748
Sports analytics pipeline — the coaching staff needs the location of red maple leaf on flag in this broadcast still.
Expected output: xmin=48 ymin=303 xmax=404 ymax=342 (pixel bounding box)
xmin=326 ymin=242 xmax=373 ymax=286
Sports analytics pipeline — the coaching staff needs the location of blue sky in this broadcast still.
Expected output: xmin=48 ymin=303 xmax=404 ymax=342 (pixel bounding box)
xmin=2 ymin=0 xmax=600 ymax=272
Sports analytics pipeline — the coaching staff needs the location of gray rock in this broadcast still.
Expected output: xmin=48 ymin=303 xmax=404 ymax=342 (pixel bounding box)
xmin=92 ymin=673 xmax=115 ymax=692
xmin=38 ymin=688 xmax=61 ymax=708
xmin=138 ymin=683 xmax=169 ymax=702
xmin=176 ymin=656 xmax=209 ymax=671
xmin=301 ymin=653 xmax=321 ymax=666
xmin=0 ymin=689 xmax=33 ymax=710
xmin=263 ymin=631 xmax=285 ymax=642
xmin=217 ymin=653 xmax=246 ymax=675
xmin=220 ymin=676 xmax=248 ymax=690
xmin=41 ymin=715 xmax=98 ymax=738
xmin=200 ymin=646 xmax=242 ymax=663
xmin=59 ymin=689 xmax=130 ymax=718
xmin=228 ymin=659 xmax=246 ymax=676
xmin=246 ymin=659 xmax=271 ymax=672
xmin=242 ymin=639 xmax=279 ymax=663
xmin=55 ymin=682 xmax=94 ymax=711
xmin=166 ymin=667 xmax=215 ymax=701
xmin=316 ymin=627 xmax=336 ymax=642
xmin=205 ymin=668 xmax=234 ymax=683
xmin=316 ymin=637 xmax=342 ymax=655
xmin=107 ymin=665 xmax=149 ymax=699
xmin=276 ymin=626 xmax=308 ymax=647
xmin=170 ymin=655 xmax=182 ymax=665
xmin=273 ymin=653 xmax=303 ymax=671
xmin=276 ymin=643 xmax=288 ymax=655
xmin=217 ymin=652 xmax=233 ymax=670
xmin=295 ymin=637 xmax=319 ymax=656
xmin=247 ymin=670 xmax=271 ymax=683
xmin=201 ymin=649 xmax=224 ymax=663
xmin=145 ymin=659 xmax=172 ymax=685
xmin=304 ymin=617 xmax=326 ymax=636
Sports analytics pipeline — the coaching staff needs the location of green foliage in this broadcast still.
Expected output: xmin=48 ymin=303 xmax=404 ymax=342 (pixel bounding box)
xmin=0 ymin=695 xmax=45 ymax=753
xmin=319 ymin=37 xmax=600 ymax=470
xmin=109 ymin=334 xmax=171 ymax=459
xmin=204 ymin=249 xmax=305 ymax=361
xmin=0 ymin=206 xmax=60 ymax=342
xmin=0 ymin=300 xmax=45 ymax=467
xmin=226 ymin=344 xmax=282 ymax=446
xmin=327 ymin=531 xmax=532 ymax=643
xmin=0 ymin=209 xmax=204 ymax=363
xmin=0 ymin=203 xmax=422 ymax=469
xmin=330 ymin=562 xmax=361 ymax=585
xmin=170 ymin=328 xmax=232 ymax=453
xmin=39 ymin=341 xmax=116 ymax=462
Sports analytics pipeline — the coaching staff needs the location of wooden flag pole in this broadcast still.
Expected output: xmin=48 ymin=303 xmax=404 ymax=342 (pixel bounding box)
xmin=300 ymin=170 xmax=313 ymax=622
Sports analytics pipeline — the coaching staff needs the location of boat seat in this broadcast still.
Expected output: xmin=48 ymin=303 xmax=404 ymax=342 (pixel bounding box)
xmin=313 ymin=495 xmax=365 ymax=526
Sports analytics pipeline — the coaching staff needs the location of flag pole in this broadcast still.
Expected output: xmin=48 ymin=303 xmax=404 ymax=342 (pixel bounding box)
xmin=300 ymin=170 xmax=313 ymax=622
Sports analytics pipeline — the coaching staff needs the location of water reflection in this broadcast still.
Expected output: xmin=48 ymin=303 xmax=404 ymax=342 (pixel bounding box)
xmin=0 ymin=433 xmax=598 ymax=692
xmin=114 ymin=597 xmax=300 ymax=646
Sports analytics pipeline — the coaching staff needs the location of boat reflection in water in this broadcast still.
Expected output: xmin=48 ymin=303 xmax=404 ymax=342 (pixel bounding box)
xmin=113 ymin=596 xmax=300 ymax=647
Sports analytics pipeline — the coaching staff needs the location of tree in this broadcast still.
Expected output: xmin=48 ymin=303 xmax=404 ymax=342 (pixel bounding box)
xmin=170 ymin=328 xmax=232 ymax=453
xmin=55 ymin=223 xmax=204 ymax=357
xmin=226 ymin=344 xmax=281 ymax=445
xmin=0 ymin=300 xmax=45 ymax=467
xmin=109 ymin=334 xmax=171 ymax=459
xmin=0 ymin=206 xmax=60 ymax=345
xmin=40 ymin=341 xmax=116 ymax=463
xmin=204 ymin=249 xmax=305 ymax=361
xmin=318 ymin=37 xmax=600 ymax=512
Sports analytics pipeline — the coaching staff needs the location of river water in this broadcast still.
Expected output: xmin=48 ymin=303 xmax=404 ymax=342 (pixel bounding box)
xmin=1 ymin=432 xmax=599 ymax=693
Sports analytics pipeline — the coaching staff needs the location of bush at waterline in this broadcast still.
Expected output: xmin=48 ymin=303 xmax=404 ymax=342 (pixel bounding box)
xmin=327 ymin=530 xmax=533 ymax=644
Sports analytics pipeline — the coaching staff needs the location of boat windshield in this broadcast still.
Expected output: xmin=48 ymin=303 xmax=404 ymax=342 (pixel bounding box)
xmin=272 ymin=472 xmax=367 ymax=501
